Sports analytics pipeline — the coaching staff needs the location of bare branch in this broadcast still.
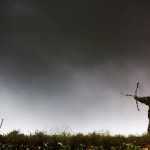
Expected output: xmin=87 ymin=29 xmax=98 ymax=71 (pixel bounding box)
xmin=0 ymin=119 xmax=4 ymax=129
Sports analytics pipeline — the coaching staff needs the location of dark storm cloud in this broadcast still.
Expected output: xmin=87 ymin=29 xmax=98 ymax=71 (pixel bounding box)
xmin=0 ymin=0 xmax=150 ymax=99
xmin=1 ymin=0 xmax=150 ymax=92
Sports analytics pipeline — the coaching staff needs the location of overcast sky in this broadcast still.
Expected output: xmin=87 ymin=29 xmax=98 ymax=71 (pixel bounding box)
xmin=1 ymin=0 xmax=150 ymax=135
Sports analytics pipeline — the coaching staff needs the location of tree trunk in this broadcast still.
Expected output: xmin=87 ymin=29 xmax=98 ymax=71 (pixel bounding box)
xmin=148 ymin=107 xmax=150 ymax=133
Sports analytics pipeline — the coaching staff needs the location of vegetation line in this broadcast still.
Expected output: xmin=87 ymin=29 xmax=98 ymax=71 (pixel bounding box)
xmin=0 ymin=130 xmax=150 ymax=149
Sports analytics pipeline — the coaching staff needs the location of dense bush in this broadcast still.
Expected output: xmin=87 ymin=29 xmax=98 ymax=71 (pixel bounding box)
xmin=0 ymin=130 xmax=149 ymax=149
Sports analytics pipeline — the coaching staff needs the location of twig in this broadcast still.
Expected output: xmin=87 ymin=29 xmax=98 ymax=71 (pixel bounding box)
xmin=0 ymin=119 xmax=4 ymax=129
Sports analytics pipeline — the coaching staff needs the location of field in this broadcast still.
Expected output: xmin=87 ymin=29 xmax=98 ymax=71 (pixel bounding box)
xmin=0 ymin=130 xmax=150 ymax=149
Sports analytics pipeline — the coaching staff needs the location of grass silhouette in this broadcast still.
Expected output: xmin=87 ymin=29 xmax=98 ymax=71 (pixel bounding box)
xmin=0 ymin=130 xmax=149 ymax=149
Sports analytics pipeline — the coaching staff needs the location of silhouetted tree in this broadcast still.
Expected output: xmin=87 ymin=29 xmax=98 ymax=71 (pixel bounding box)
xmin=122 ymin=83 xmax=150 ymax=133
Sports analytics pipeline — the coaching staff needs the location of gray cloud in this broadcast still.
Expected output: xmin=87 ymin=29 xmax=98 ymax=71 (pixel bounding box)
xmin=0 ymin=0 xmax=150 ymax=134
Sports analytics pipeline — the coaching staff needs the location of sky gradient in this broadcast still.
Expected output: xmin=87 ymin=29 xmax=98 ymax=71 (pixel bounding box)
xmin=1 ymin=0 xmax=150 ymax=135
